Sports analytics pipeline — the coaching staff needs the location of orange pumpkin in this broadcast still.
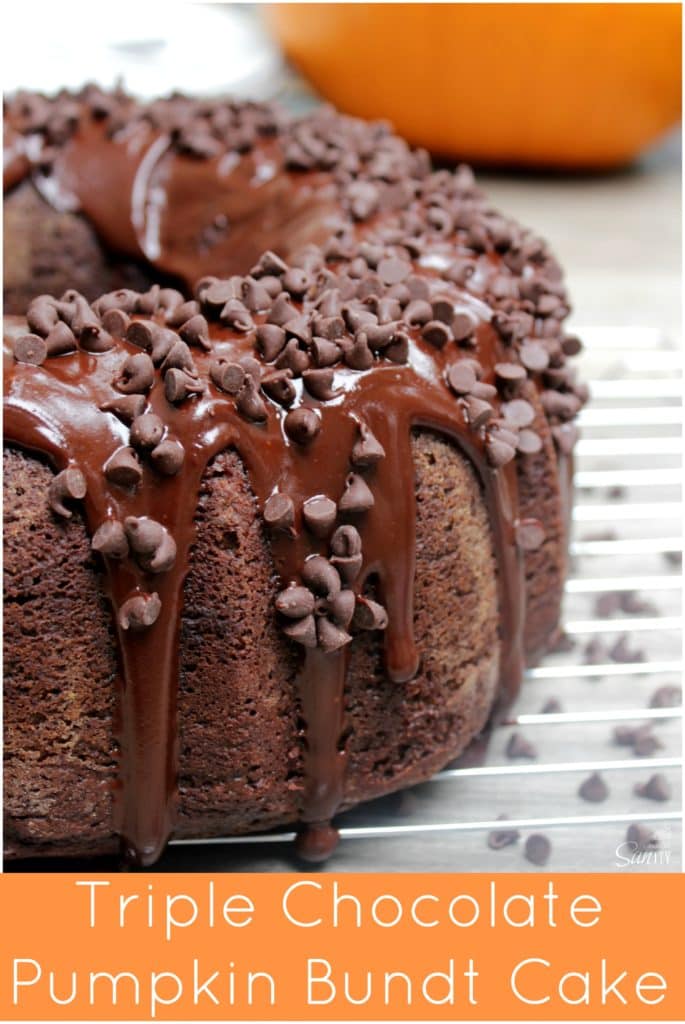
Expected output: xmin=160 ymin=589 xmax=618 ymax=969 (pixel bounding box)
xmin=264 ymin=3 xmax=681 ymax=169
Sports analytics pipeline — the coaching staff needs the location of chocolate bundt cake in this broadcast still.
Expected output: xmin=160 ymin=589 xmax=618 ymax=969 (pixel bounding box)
xmin=3 ymin=88 xmax=586 ymax=866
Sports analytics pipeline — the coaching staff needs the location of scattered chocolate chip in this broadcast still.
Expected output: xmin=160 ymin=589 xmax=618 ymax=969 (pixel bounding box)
xmin=506 ymin=733 xmax=537 ymax=759
xmin=103 ymin=446 xmax=143 ymax=488
xmin=45 ymin=321 xmax=77 ymax=356
xmin=251 ymin=250 xmax=288 ymax=278
xmin=351 ymin=420 xmax=385 ymax=467
xmin=276 ymin=338 xmax=310 ymax=377
xmin=276 ymin=586 xmax=316 ymax=619
xmin=345 ymin=333 xmax=374 ymax=370
xmin=561 ymin=334 xmax=583 ymax=356
xmin=236 ymin=375 xmax=268 ymax=422
xmin=470 ymin=381 xmax=497 ymax=400
xmin=488 ymin=818 xmax=520 ymax=850
xmin=465 ymin=396 xmax=493 ymax=430
xmin=549 ymin=631 xmax=575 ymax=654
xmin=626 ymin=823 xmax=658 ymax=852
xmin=164 ymin=368 xmax=205 ymax=403
xmin=115 ymin=352 xmax=155 ymax=394
xmin=451 ymin=311 xmax=478 ymax=344
xmin=261 ymin=369 xmax=296 ymax=407
xmin=595 ymin=592 xmax=622 ymax=617
xmin=609 ymin=635 xmax=645 ymax=664
xmin=515 ymin=518 xmax=545 ymax=552
xmin=377 ymin=256 xmax=411 ymax=285
xmin=256 ymin=323 xmax=287 ymax=362
xmin=48 ymin=466 xmax=86 ymax=518
xmin=302 ymin=556 xmax=341 ymax=599
xmin=524 ymin=833 xmax=551 ymax=866
xmin=635 ymin=773 xmax=671 ymax=802
xmin=649 ymin=685 xmax=681 ymax=709
xmin=284 ymin=407 xmax=320 ymax=444
xmin=100 ymin=394 xmax=147 ymax=424
xmin=338 ymin=473 xmax=375 ymax=514
xmin=165 ymin=300 xmax=201 ymax=327
xmin=220 ymin=298 xmax=254 ymax=331
xmin=540 ymin=697 xmax=562 ymax=713
xmin=353 ymin=597 xmax=388 ymax=631
xmin=124 ymin=516 xmax=176 ymax=573
xmin=403 ymin=298 xmax=433 ymax=326
xmin=14 ymin=333 xmax=48 ymax=365
xmin=160 ymin=340 xmax=197 ymax=375
xmin=264 ymin=492 xmax=295 ymax=532
xmin=283 ymin=613 xmax=318 ymax=648
xmin=613 ymin=723 xmax=641 ymax=747
xmin=619 ymin=591 xmax=658 ymax=616
xmin=422 ymin=319 xmax=452 ymax=349
xmin=317 ymin=616 xmax=352 ymax=652
xmin=209 ymin=359 xmax=245 ymax=395
xmin=486 ymin=434 xmax=517 ymax=468
xmin=26 ymin=296 xmax=59 ymax=336
xmin=446 ymin=361 xmax=477 ymax=396
xmin=179 ymin=314 xmax=211 ymax=350
xmin=91 ymin=519 xmax=129 ymax=559
xmin=519 ymin=341 xmax=549 ymax=372
xmin=634 ymin=731 xmax=663 ymax=757
xmin=303 ymin=495 xmax=337 ymax=537
xmin=578 ymin=772 xmax=609 ymax=803
xmin=516 ymin=429 xmax=543 ymax=454
xmin=150 ymin=439 xmax=185 ymax=476
xmin=118 ymin=592 xmax=161 ymax=631
xmin=328 ymin=589 xmax=356 ymax=629
xmin=551 ymin=423 xmax=579 ymax=454
xmin=495 ymin=361 xmax=526 ymax=382
xmin=303 ymin=367 xmax=337 ymax=401
xmin=431 ymin=295 xmax=454 ymax=324
xmin=502 ymin=398 xmax=535 ymax=428
xmin=129 ymin=413 xmax=165 ymax=450
xmin=583 ymin=637 xmax=606 ymax=664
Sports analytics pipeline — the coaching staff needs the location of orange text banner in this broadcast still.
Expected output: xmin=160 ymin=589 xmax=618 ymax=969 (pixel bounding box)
xmin=0 ymin=873 xmax=682 ymax=1020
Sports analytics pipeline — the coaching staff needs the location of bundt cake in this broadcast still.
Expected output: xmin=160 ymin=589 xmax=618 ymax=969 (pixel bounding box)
xmin=3 ymin=88 xmax=586 ymax=866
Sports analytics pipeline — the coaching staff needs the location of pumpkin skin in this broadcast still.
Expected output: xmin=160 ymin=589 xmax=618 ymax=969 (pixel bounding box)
xmin=264 ymin=2 xmax=681 ymax=169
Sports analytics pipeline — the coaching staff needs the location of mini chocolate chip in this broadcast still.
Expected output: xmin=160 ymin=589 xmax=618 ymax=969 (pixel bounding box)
xmin=502 ymin=398 xmax=535 ymax=428
xmin=578 ymin=772 xmax=609 ymax=803
xmin=506 ymin=733 xmax=537 ymax=759
xmin=251 ymin=250 xmax=288 ymax=278
xmin=353 ymin=597 xmax=388 ymax=631
xmin=79 ymin=324 xmax=114 ymax=353
xmin=626 ymin=823 xmax=658 ymax=852
xmin=179 ymin=314 xmax=211 ymax=350
xmin=203 ymin=278 xmax=242 ymax=307
xmin=524 ymin=833 xmax=551 ymax=866
xmin=465 ymin=396 xmax=493 ymax=430
xmin=541 ymin=697 xmax=563 ymax=713
xmin=160 ymin=340 xmax=197 ymax=375
xmin=421 ymin=319 xmax=452 ymax=349
xmin=649 ymin=685 xmax=682 ymax=709
xmin=561 ymin=334 xmax=583 ymax=356
xmin=515 ymin=518 xmax=545 ymax=551
xmin=236 ymin=375 xmax=268 ymax=422
xmin=261 ymin=369 xmax=296 ymax=407
xmin=310 ymin=337 xmax=341 ymax=368
xmin=451 ymin=311 xmax=478 ymax=343
xmin=303 ymin=495 xmax=337 ymax=537
xmin=385 ymin=333 xmax=409 ymax=363
xmin=220 ymin=298 xmax=254 ymax=331
xmin=26 ymin=296 xmax=59 ymax=336
xmin=130 ymin=413 xmax=165 ymax=450
xmin=520 ymin=341 xmax=549 ymax=372
xmin=264 ymin=493 xmax=295 ymax=532
xmin=157 ymin=288 xmax=185 ymax=311
xmin=331 ymin=524 xmax=362 ymax=558
xmin=330 ymin=553 xmax=363 ymax=585
xmin=403 ymin=298 xmax=433 ymax=326
xmin=377 ymin=256 xmax=411 ymax=285
xmin=209 ymin=359 xmax=245 ymax=395
xmin=115 ymin=352 xmax=155 ymax=394
xmin=517 ymin=429 xmax=543 ymax=455
xmin=150 ymin=439 xmax=185 ymax=476
xmin=345 ymin=333 xmax=374 ymax=370
xmin=103 ymin=446 xmax=143 ymax=488
xmin=43 ymin=321 xmax=77 ymax=357
xmin=552 ymin=422 xmax=579 ymax=454
xmin=126 ymin=319 xmax=157 ymax=351
xmin=284 ymin=407 xmax=320 ymax=444
xmin=136 ymin=285 xmax=161 ymax=315
xmin=91 ymin=519 xmax=129 ymax=559
xmin=302 ymin=555 xmax=341 ymax=599
xmin=165 ymin=300 xmax=201 ymax=327
xmin=351 ymin=420 xmax=385 ymax=468
xmin=282 ymin=267 xmax=311 ymax=297
xmin=634 ymin=731 xmax=663 ymax=757
xmin=486 ymin=435 xmax=517 ymax=468
xmin=635 ymin=773 xmax=671 ymax=802
xmin=275 ymin=338 xmax=310 ymax=377
xmin=256 ymin=323 xmax=287 ymax=362
xmin=317 ymin=616 xmax=352 ymax=653
xmin=495 ymin=361 xmax=527 ymax=382
xmin=283 ymin=614 xmax=318 ymax=648
xmin=118 ymin=592 xmax=161 ymax=631
xmin=339 ymin=473 xmax=375 ymax=514
xmin=268 ymin=293 xmax=300 ymax=328
xmin=471 ymin=381 xmax=497 ymax=400
xmin=124 ymin=516 xmax=177 ymax=573
xmin=431 ymin=295 xmax=455 ymax=325
xmin=488 ymin=819 xmax=521 ymax=850
xmin=165 ymin=368 xmax=205 ymax=403
xmin=303 ymin=367 xmax=337 ymax=401
xmin=583 ymin=637 xmax=606 ymax=664
xmin=100 ymin=308 xmax=129 ymax=337
xmin=100 ymin=394 xmax=147 ymax=424
xmin=276 ymin=586 xmax=316 ymax=619
xmin=446 ymin=362 xmax=477 ymax=396
xmin=609 ymin=635 xmax=646 ymax=664
xmin=48 ymin=466 xmax=87 ymax=518
xmin=242 ymin=277 xmax=273 ymax=313
xmin=14 ymin=333 xmax=48 ymax=365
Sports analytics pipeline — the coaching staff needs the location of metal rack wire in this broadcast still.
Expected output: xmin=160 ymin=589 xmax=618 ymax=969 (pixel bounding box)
xmin=166 ymin=326 xmax=682 ymax=872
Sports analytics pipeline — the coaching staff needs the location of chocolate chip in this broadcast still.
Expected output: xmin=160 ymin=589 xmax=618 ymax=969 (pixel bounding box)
xmin=282 ymin=268 xmax=311 ymax=297
xmin=256 ymin=324 xmax=287 ymax=362
xmin=465 ymin=396 xmax=493 ymax=430
xmin=495 ymin=361 xmax=526 ymax=382
xmin=303 ymin=367 xmax=337 ymax=401
xmin=488 ymin=820 xmax=520 ymax=850
xmin=129 ymin=413 xmax=165 ymax=450
xmin=209 ymin=359 xmax=245 ymax=395
xmin=203 ymin=278 xmax=242 ymax=307
xmin=520 ymin=341 xmax=549 ymax=372
xmin=649 ymin=685 xmax=681 ymax=709
xmin=236 ymin=375 xmax=268 ymax=422
xmin=160 ymin=340 xmax=197 ymax=375
xmin=609 ymin=635 xmax=645 ymax=664
xmin=470 ymin=382 xmax=497 ymax=400
xmin=619 ymin=591 xmax=657 ymax=616
xmin=331 ymin=524 xmax=362 ymax=558
xmin=446 ymin=361 xmax=477 ymax=396
xmin=506 ymin=733 xmax=537 ymax=759
xmin=422 ymin=320 xmax=452 ymax=349
xmin=103 ymin=446 xmax=143 ymax=488
xmin=261 ymin=369 xmax=296 ymax=407
xmin=486 ymin=435 xmax=517 ymax=468
xmin=516 ymin=429 xmax=543 ymax=455
xmin=561 ymin=334 xmax=583 ymax=356
xmin=378 ymin=256 xmax=411 ymax=285
xmin=613 ymin=724 xmax=641 ymax=747
xmin=311 ymin=337 xmax=342 ymax=367
xmin=515 ymin=518 xmax=545 ymax=551
xmin=14 ymin=333 xmax=48 ymax=365
xmin=353 ymin=597 xmax=388 ymax=631
xmin=327 ymin=589 xmax=355 ymax=630
xmin=125 ymin=319 xmax=158 ymax=351
xmin=26 ymin=296 xmax=59 ymax=336
xmin=276 ymin=586 xmax=316 ymax=619
xmin=451 ymin=311 xmax=477 ymax=343
xmin=595 ymin=592 xmax=621 ymax=617
xmin=284 ymin=407 xmax=320 ymax=444
xmin=551 ymin=423 xmax=579 ymax=454
xmin=99 ymin=308 xmax=129 ymax=337
xmin=268 ymin=293 xmax=300 ymax=328
xmin=43 ymin=321 xmax=77 ymax=357
xmin=283 ymin=614 xmax=318 ymax=648
xmin=541 ymin=697 xmax=562 ymax=713
xmin=242 ymin=278 xmax=273 ymax=313
xmin=48 ymin=466 xmax=87 ymax=518
xmin=524 ymin=833 xmax=551 ymax=866
xmin=502 ymin=398 xmax=535 ymax=428
xmin=626 ymin=823 xmax=658 ymax=852
xmin=317 ymin=616 xmax=352 ymax=653
xmin=431 ymin=295 xmax=454 ymax=324
xmin=165 ymin=368 xmax=205 ymax=403
xmin=179 ymin=314 xmax=211 ymax=350
xmin=100 ymin=394 xmax=147 ymax=424
xmin=302 ymin=556 xmax=341 ymax=599
xmin=634 ymin=731 xmax=663 ymax=757
xmin=79 ymin=324 xmax=114 ymax=353
xmin=124 ymin=516 xmax=176 ymax=573
xmin=264 ymin=493 xmax=295 ymax=532
xmin=345 ymin=333 xmax=374 ymax=370
xmin=583 ymin=638 xmax=606 ymax=664
xmin=338 ymin=473 xmax=375 ymax=514
xmin=578 ymin=772 xmax=609 ymax=803
xmin=115 ymin=352 xmax=155 ymax=394
xmin=403 ymin=298 xmax=433 ymax=326
xmin=91 ymin=519 xmax=129 ymax=559
xmin=165 ymin=300 xmax=201 ymax=327
xmin=303 ymin=496 xmax=337 ymax=537
xmin=118 ymin=592 xmax=161 ymax=631
xmin=635 ymin=773 xmax=671 ymax=802
xmin=150 ymin=439 xmax=185 ymax=476
xmin=351 ymin=420 xmax=385 ymax=468
xmin=251 ymin=250 xmax=288 ymax=278
xmin=220 ymin=298 xmax=254 ymax=332
xmin=275 ymin=339 xmax=310 ymax=377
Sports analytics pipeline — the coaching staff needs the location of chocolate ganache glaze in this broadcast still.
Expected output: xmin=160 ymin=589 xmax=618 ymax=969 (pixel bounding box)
xmin=4 ymin=214 xmax=586 ymax=864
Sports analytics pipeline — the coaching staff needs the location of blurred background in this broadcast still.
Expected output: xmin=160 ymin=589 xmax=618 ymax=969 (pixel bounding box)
xmin=3 ymin=1 xmax=681 ymax=337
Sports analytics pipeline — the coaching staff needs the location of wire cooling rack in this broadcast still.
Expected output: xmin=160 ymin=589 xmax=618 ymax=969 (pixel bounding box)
xmin=158 ymin=326 xmax=684 ymax=873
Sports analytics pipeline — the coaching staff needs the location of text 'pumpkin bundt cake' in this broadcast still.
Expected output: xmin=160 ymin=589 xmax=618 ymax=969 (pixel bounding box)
xmin=3 ymin=88 xmax=586 ymax=866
